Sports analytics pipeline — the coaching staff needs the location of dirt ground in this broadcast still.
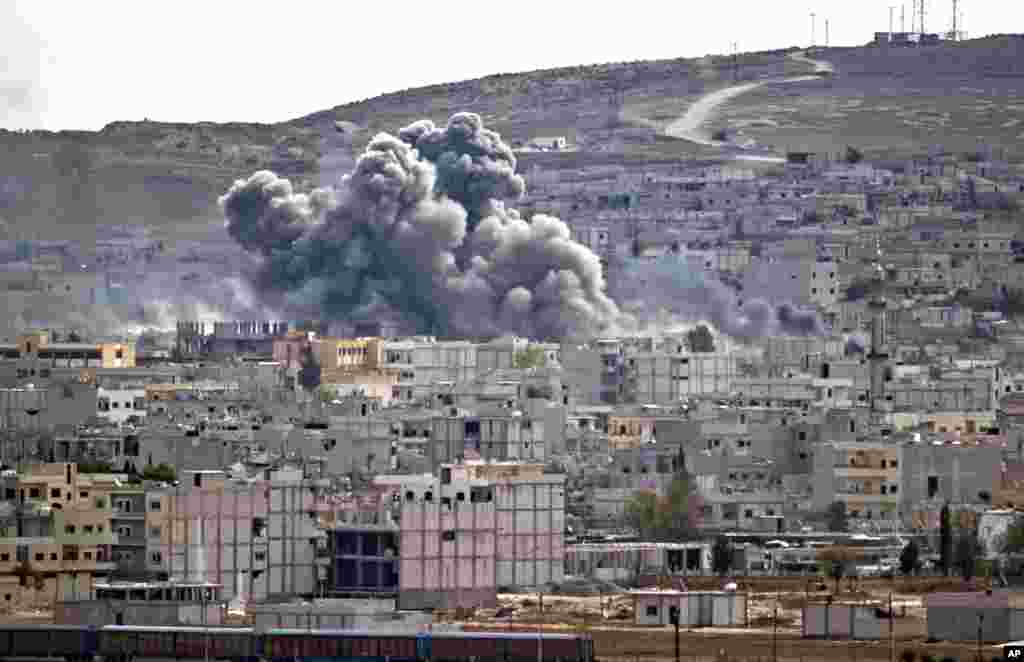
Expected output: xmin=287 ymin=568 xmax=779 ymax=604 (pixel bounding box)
xmin=442 ymin=577 xmax=1006 ymax=662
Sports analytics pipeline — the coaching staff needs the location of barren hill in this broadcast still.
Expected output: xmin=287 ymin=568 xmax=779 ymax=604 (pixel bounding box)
xmin=0 ymin=36 xmax=1021 ymax=242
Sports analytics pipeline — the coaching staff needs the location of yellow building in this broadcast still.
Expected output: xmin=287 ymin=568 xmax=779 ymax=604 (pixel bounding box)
xmin=815 ymin=443 xmax=902 ymax=521
xmin=0 ymin=463 xmax=118 ymax=605
xmin=608 ymin=412 xmax=661 ymax=450
xmin=314 ymin=337 xmax=384 ymax=371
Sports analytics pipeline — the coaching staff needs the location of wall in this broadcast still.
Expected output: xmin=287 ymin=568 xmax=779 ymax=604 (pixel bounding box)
xmin=398 ymin=500 xmax=497 ymax=611
xmin=803 ymin=604 xmax=885 ymax=640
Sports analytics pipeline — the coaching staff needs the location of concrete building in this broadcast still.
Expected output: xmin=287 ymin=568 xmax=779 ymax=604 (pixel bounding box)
xmin=147 ymin=467 xmax=331 ymax=601
xmin=96 ymin=388 xmax=147 ymax=424
xmin=632 ymin=590 xmax=747 ymax=627
xmin=812 ymin=443 xmax=902 ymax=522
xmin=742 ymin=259 xmax=840 ymax=308
xmin=57 ymin=580 xmax=224 ymax=626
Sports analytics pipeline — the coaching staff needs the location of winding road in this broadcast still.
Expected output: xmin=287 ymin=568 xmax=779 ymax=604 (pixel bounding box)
xmin=664 ymin=51 xmax=834 ymax=162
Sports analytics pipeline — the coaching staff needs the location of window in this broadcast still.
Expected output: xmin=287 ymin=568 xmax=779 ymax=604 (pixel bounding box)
xmin=95 ymin=498 xmax=106 ymax=509
xmin=29 ymin=488 xmax=40 ymax=499
xmin=646 ymin=605 xmax=659 ymax=617
xmin=84 ymin=552 xmax=92 ymax=560
xmin=65 ymin=525 xmax=76 ymax=534
xmin=84 ymin=525 xmax=94 ymax=534
xmin=254 ymin=551 xmax=266 ymax=562
xmin=50 ymin=553 xmax=57 ymax=561
xmin=0 ymin=554 xmax=7 ymax=562
xmin=149 ymin=500 xmax=161 ymax=511
xmin=80 ymin=491 xmax=88 ymax=499
xmin=928 ymin=476 xmax=939 ymax=498
xmin=117 ymin=526 xmax=132 ymax=537
xmin=441 ymin=530 xmax=456 ymax=542
xmin=50 ymin=488 xmax=61 ymax=498
xmin=149 ymin=527 xmax=161 ymax=538
xmin=150 ymin=552 xmax=163 ymax=564
xmin=34 ymin=553 xmax=43 ymax=561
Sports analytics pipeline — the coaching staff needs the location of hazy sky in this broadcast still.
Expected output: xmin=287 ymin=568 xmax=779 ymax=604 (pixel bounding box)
xmin=1 ymin=0 xmax=1018 ymax=131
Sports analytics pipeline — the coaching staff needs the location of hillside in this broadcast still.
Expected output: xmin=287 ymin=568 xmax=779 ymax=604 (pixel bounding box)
xmin=0 ymin=36 xmax=1022 ymax=242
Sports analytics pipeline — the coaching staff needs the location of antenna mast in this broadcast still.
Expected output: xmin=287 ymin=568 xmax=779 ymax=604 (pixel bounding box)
xmin=901 ymin=4 xmax=905 ymax=32
xmin=951 ymin=0 xmax=958 ymax=40
xmin=825 ymin=19 xmax=830 ymax=47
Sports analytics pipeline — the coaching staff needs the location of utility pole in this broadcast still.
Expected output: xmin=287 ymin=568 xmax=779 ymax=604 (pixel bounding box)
xmin=920 ymin=0 xmax=926 ymax=37
xmin=889 ymin=592 xmax=895 ymax=662
xmin=772 ymin=592 xmax=779 ymax=662
xmin=732 ymin=42 xmax=739 ymax=81
xmin=951 ymin=0 xmax=958 ymax=40
xmin=889 ymin=6 xmax=895 ymax=39
xmin=825 ymin=19 xmax=830 ymax=47
xmin=901 ymin=3 xmax=906 ymax=32
xmin=811 ymin=12 xmax=816 ymax=47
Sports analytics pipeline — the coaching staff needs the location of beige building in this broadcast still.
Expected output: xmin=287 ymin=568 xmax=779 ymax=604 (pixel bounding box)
xmin=812 ymin=443 xmax=902 ymax=522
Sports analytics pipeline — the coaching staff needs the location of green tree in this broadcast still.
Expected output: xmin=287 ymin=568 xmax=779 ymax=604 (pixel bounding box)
xmin=142 ymin=463 xmax=177 ymax=483
xmin=940 ymin=502 xmax=953 ymax=576
xmin=826 ymin=501 xmax=848 ymax=532
xmin=712 ymin=536 xmax=733 ymax=576
xmin=900 ymin=540 xmax=921 ymax=576
xmin=624 ymin=456 xmax=698 ymax=542
xmin=1001 ymin=515 xmax=1024 ymax=554
xmin=77 ymin=461 xmax=114 ymax=474
xmin=685 ymin=325 xmax=716 ymax=353
xmin=513 ymin=346 xmax=548 ymax=369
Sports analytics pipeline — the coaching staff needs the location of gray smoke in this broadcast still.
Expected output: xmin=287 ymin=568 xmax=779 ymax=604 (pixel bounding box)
xmin=220 ymin=113 xmax=623 ymax=339
xmin=614 ymin=255 xmax=825 ymax=339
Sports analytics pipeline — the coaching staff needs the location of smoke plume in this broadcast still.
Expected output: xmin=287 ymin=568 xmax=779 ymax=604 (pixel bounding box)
xmin=613 ymin=255 xmax=824 ymax=339
xmin=220 ymin=113 xmax=623 ymax=339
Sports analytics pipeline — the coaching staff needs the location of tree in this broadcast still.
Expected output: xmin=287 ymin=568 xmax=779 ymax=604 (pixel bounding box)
xmin=956 ymin=531 xmax=982 ymax=580
xmin=712 ymin=536 xmax=733 ymax=576
xmin=142 ymin=463 xmax=176 ymax=483
xmin=940 ymin=502 xmax=953 ymax=576
xmin=685 ymin=325 xmax=716 ymax=353
xmin=1001 ymin=515 xmax=1024 ymax=554
xmin=624 ymin=458 xmax=698 ymax=542
xmin=826 ymin=501 xmax=848 ymax=533
xmin=513 ymin=346 xmax=548 ymax=369
xmin=844 ymin=145 xmax=864 ymax=164
xmin=900 ymin=540 xmax=921 ymax=576
xmin=298 ymin=346 xmax=322 ymax=392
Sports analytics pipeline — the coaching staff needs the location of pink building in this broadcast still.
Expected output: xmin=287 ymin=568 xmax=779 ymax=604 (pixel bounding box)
xmin=398 ymin=497 xmax=497 ymax=610
xmin=388 ymin=462 xmax=566 ymax=608
xmin=149 ymin=469 xmax=332 ymax=601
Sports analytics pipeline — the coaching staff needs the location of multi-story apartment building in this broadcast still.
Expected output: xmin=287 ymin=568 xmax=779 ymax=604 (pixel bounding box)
xmin=147 ymin=467 xmax=329 ymax=601
xmin=0 ymin=463 xmax=119 ymax=604
xmin=382 ymin=337 xmax=478 ymax=402
xmin=628 ymin=351 xmax=735 ymax=404
xmin=742 ymin=259 xmax=840 ymax=309
xmin=384 ymin=462 xmax=564 ymax=606
xmin=812 ymin=443 xmax=902 ymax=523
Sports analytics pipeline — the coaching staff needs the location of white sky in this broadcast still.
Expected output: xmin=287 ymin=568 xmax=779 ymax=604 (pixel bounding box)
xmin=1 ymin=0 xmax=1018 ymax=131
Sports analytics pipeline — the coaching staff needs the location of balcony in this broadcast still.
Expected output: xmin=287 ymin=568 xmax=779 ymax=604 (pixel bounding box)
xmin=833 ymin=464 xmax=895 ymax=478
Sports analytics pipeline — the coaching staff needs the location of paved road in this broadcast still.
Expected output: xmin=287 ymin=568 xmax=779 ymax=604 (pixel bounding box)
xmin=664 ymin=51 xmax=833 ymax=163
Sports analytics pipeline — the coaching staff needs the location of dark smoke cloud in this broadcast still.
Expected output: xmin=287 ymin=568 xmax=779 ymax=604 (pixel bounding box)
xmin=220 ymin=113 xmax=622 ymax=339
